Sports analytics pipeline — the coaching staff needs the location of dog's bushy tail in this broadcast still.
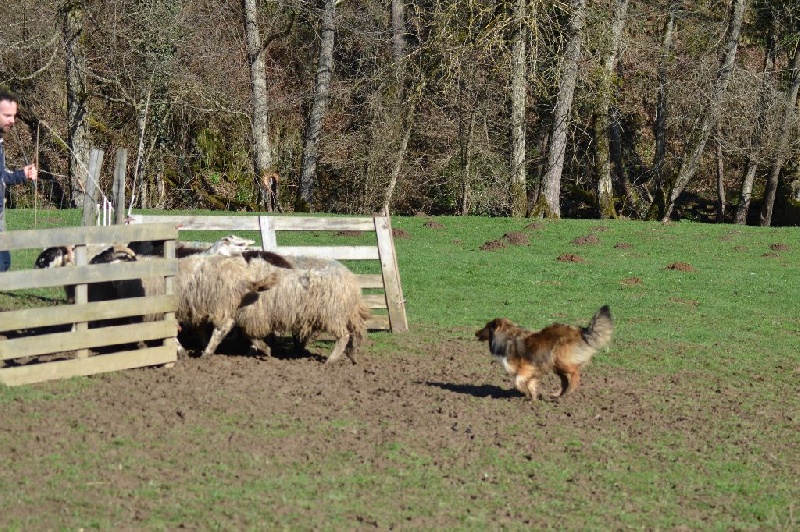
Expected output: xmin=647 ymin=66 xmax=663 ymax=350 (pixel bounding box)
xmin=581 ymin=305 xmax=613 ymax=351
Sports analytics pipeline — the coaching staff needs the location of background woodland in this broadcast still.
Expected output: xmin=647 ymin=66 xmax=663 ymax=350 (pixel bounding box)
xmin=1 ymin=0 xmax=799 ymax=224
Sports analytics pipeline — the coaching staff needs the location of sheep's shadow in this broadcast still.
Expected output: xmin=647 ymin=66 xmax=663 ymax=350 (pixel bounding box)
xmin=422 ymin=381 xmax=520 ymax=399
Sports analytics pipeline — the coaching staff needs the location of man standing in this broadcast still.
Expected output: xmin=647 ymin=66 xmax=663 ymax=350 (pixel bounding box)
xmin=0 ymin=90 xmax=37 ymax=272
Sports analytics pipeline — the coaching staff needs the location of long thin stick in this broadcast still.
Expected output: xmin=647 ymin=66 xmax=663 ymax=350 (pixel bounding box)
xmin=34 ymin=123 xmax=40 ymax=227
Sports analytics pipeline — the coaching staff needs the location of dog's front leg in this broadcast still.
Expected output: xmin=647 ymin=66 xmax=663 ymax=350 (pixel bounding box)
xmin=515 ymin=375 xmax=538 ymax=402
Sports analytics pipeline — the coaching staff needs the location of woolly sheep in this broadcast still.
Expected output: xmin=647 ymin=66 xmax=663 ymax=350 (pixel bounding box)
xmin=234 ymin=257 xmax=371 ymax=364
xmin=172 ymin=252 xmax=285 ymax=357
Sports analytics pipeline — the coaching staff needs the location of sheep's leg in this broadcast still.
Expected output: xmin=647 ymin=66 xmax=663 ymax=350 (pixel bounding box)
xmin=200 ymin=318 xmax=236 ymax=358
xmin=250 ymin=338 xmax=272 ymax=359
xmin=344 ymin=336 xmax=358 ymax=365
xmin=326 ymin=333 xmax=351 ymax=364
xmin=176 ymin=337 xmax=189 ymax=359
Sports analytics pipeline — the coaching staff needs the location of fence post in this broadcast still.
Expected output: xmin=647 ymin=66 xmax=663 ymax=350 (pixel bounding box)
xmin=113 ymin=148 xmax=127 ymax=224
xmin=81 ymin=148 xmax=104 ymax=226
xmin=373 ymin=215 xmax=408 ymax=332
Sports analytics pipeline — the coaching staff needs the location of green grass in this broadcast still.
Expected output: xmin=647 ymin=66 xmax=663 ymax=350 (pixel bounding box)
xmin=1 ymin=210 xmax=799 ymax=529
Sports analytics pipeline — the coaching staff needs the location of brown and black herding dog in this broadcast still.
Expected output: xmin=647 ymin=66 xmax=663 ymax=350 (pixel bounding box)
xmin=475 ymin=306 xmax=613 ymax=402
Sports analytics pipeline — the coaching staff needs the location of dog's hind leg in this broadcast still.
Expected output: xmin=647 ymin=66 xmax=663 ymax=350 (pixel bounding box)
xmin=553 ymin=369 xmax=580 ymax=397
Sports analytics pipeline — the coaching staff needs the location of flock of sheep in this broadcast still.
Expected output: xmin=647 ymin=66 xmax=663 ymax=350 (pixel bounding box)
xmin=34 ymin=236 xmax=372 ymax=364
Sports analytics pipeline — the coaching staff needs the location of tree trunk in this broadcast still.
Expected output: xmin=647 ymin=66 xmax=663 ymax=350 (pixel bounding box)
xmin=60 ymin=0 xmax=90 ymax=209
xmin=594 ymin=0 xmax=628 ymax=219
xmin=392 ymin=0 xmax=406 ymax=62
xmin=243 ymin=0 xmax=274 ymax=208
xmin=540 ymin=0 xmax=585 ymax=218
xmin=715 ymin=132 xmax=725 ymax=222
xmin=759 ymin=44 xmax=800 ymax=226
xmin=298 ymin=0 xmax=336 ymax=211
xmin=510 ymin=0 xmax=527 ymax=217
xmin=383 ymin=105 xmax=414 ymax=216
xmin=646 ymin=3 xmax=677 ymax=218
xmin=459 ymin=108 xmax=476 ymax=216
xmin=661 ymin=0 xmax=746 ymax=221
xmin=382 ymin=0 xmax=412 ymax=216
xmin=736 ymin=10 xmax=778 ymax=225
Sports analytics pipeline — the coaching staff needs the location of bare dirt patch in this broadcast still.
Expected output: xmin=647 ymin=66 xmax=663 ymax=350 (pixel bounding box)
xmin=0 ymin=327 xmax=795 ymax=529
xmin=557 ymin=253 xmax=586 ymax=263
xmin=572 ymin=234 xmax=600 ymax=245
xmin=769 ymin=243 xmax=789 ymax=252
xmin=666 ymin=262 xmax=695 ymax=272
xmin=501 ymin=231 xmax=529 ymax=246
xmin=669 ymin=297 xmax=700 ymax=306
xmin=480 ymin=239 xmax=507 ymax=251
xmin=621 ymin=277 xmax=642 ymax=285
xmin=423 ymin=219 xmax=445 ymax=229
xmin=392 ymin=228 xmax=411 ymax=239
xmin=614 ymin=242 xmax=633 ymax=249
xmin=335 ymin=230 xmax=363 ymax=237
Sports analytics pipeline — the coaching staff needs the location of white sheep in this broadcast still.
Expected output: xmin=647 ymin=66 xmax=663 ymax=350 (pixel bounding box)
xmin=234 ymin=256 xmax=371 ymax=364
xmin=173 ymin=252 xmax=285 ymax=358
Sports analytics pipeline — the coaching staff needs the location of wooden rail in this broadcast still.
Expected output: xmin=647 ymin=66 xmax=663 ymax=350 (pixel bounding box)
xmin=131 ymin=214 xmax=408 ymax=332
xmin=0 ymin=223 xmax=179 ymax=386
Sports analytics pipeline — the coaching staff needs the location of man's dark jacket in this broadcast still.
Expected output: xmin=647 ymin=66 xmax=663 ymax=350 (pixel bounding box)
xmin=0 ymin=137 xmax=27 ymax=233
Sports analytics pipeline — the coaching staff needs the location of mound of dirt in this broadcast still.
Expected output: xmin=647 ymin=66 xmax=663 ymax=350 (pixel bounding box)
xmin=769 ymin=243 xmax=789 ymax=251
xmin=335 ymin=230 xmax=363 ymax=237
xmin=392 ymin=228 xmax=411 ymax=239
xmin=666 ymin=262 xmax=695 ymax=272
xmin=733 ymin=245 xmax=748 ymax=252
xmin=423 ymin=220 xmax=445 ymax=229
xmin=480 ymin=240 xmax=507 ymax=251
xmin=614 ymin=242 xmax=632 ymax=249
xmin=669 ymin=297 xmax=699 ymax=306
xmin=557 ymin=253 xmax=586 ymax=263
xmin=502 ymin=232 xmax=529 ymax=246
xmin=571 ymin=234 xmax=600 ymax=245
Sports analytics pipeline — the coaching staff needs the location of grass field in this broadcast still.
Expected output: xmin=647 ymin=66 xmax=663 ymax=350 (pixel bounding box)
xmin=1 ymin=209 xmax=798 ymax=529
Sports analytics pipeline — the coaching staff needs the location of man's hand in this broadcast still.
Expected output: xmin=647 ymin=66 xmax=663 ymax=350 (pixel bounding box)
xmin=23 ymin=164 xmax=37 ymax=181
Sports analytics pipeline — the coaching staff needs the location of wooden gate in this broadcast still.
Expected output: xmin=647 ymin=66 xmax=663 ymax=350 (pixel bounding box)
xmin=0 ymin=223 xmax=179 ymax=386
xmin=131 ymin=214 xmax=408 ymax=332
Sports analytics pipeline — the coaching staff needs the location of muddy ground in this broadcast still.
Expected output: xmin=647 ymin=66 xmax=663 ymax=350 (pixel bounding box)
xmin=1 ymin=327 xmax=796 ymax=529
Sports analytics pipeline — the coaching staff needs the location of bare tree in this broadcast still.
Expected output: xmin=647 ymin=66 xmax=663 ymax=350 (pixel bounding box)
xmin=714 ymin=130 xmax=726 ymax=222
xmin=382 ymin=0 xmax=415 ymax=215
xmin=538 ymin=0 xmax=586 ymax=218
xmin=760 ymin=43 xmax=800 ymax=226
xmin=594 ymin=0 xmax=629 ymax=219
xmin=735 ymin=9 xmax=778 ymax=224
xmin=509 ymin=0 xmax=527 ymax=217
xmin=298 ymin=0 xmax=336 ymax=211
xmin=661 ymin=0 xmax=747 ymax=221
xmin=60 ymin=0 xmax=90 ymax=208
xmin=242 ymin=0 xmax=278 ymax=209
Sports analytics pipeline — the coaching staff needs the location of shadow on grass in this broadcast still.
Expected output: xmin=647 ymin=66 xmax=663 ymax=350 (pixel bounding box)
xmin=423 ymin=381 xmax=520 ymax=399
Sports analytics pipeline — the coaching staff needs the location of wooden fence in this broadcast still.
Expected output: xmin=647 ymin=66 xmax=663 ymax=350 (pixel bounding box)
xmin=0 ymin=223 xmax=179 ymax=386
xmin=131 ymin=214 xmax=408 ymax=332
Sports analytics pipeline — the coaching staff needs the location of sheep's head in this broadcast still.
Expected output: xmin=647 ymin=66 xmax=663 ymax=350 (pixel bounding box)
xmin=204 ymin=234 xmax=255 ymax=256
xmin=34 ymin=246 xmax=75 ymax=268
xmin=90 ymin=245 xmax=137 ymax=264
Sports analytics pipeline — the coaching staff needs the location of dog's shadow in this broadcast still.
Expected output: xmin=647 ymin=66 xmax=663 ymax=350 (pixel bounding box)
xmin=423 ymin=381 xmax=520 ymax=399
